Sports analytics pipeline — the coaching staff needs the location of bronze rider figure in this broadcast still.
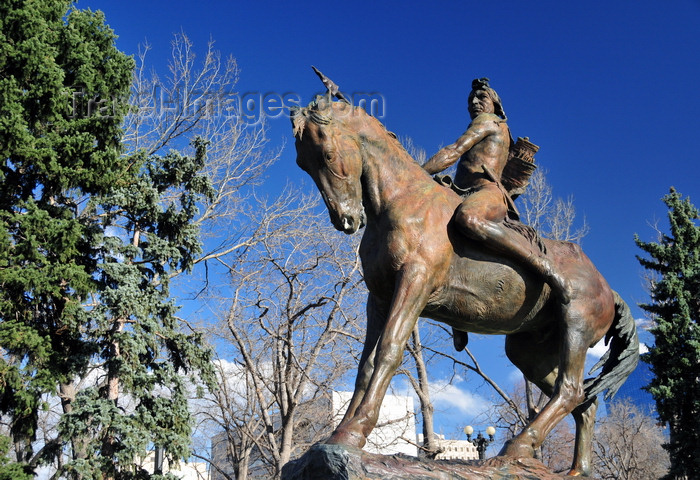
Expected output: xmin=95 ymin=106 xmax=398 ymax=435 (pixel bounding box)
xmin=423 ymin=79 xmax=572 ymax=349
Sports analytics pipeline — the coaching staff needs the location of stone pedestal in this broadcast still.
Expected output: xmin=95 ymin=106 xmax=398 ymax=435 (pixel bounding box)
xmin=282 ymin=444 xmax=567 ymax=480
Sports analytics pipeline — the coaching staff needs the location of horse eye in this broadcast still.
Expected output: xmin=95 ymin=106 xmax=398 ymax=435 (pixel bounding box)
xmin=325 ymin=151 xmax=335 ymax=163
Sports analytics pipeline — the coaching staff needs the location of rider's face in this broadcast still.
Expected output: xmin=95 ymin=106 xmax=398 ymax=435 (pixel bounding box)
xmin=468 ymin=89 xmax=495 ymax=118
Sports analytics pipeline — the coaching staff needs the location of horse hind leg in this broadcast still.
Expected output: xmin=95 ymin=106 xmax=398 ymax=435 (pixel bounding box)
xmin=504 ymin=314 xmax=595 ymax=476
xmin=568 ymin=397 xmax=598 ymax=476
xmin=504 ymin=329 xmax=560 ymax=458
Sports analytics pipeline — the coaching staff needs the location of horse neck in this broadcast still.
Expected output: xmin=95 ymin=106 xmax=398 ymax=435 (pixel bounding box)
xmin=356 ymin=126 xmax=434 ymax=219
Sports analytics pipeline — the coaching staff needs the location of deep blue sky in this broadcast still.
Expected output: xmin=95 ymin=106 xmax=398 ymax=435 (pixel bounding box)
xmin=81 ymin=0 xmax=700 ymax=440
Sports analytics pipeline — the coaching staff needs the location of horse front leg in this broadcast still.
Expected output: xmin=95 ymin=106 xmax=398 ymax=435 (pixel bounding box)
xmin=328 ymin=266 xmax=432 ymax=448
xmin=338 ymin=294 xmax=387 ymax=423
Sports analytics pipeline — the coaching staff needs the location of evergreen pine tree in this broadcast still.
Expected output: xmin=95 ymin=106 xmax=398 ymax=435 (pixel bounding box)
xmin=635 ymin=188 xmax=700 ymax=480
xmin=0 ymin=2 xmax=215 ymax=478
xmin=0 ymin=0 xmax=134 ymax=467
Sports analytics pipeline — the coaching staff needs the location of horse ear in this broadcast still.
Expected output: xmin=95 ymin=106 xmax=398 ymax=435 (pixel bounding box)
xmin=312 ymin=66 xmax=349 ymax=103
xmin=290 ymin=107 xmax=306 ymax=139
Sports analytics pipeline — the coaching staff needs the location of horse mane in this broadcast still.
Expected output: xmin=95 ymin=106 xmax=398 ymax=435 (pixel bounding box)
xmin=291 ymin=95 xmax=334 ymax=139
xmin=291 ymin=96 xmax=417 ymax=166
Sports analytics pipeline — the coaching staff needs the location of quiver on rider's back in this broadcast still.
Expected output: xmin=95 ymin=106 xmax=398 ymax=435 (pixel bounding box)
xmin=502 ymin=137 xmax=539 ymax=200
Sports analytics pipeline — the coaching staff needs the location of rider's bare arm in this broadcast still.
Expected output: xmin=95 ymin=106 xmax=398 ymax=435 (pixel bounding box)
xmin=422 ymin=117 xmax=499 ymax=174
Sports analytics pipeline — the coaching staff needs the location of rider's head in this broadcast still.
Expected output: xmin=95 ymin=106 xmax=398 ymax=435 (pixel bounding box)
xmin=468 ymin=78 xmax=506 ymax=120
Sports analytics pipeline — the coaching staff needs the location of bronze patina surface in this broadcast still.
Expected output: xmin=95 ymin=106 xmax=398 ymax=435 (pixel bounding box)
xmin=291 ymin=70 xmax=638 ymax=477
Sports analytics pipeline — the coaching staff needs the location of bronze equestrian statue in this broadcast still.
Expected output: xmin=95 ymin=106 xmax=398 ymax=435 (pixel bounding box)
xmin=290 ymin=69 xmax=638 ymax=477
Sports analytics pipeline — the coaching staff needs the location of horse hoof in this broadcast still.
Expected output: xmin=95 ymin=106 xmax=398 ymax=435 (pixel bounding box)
xmin=481 ymin=456 xmax=510 ymax=468
xmin=326 ymin=428 xmax=366 ymax=449
xmin=498 ymin=439 xmax=536 ymax=459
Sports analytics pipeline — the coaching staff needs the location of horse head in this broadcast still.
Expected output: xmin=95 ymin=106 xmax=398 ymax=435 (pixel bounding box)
xmin=291 ymin=95 xmax=366 ymax=234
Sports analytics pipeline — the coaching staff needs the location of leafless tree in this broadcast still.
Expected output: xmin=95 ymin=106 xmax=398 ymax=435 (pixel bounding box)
xmin=192 ymin=196 xmax=366 ymax=479
xmin=593 ymin=400 xmax=670 ymax=480
xmin=398 ymin=326 xmax=442 ymax=458
xmin=124 ymin=32 xmax=282 ymax=281
xmin=121 ymin=35 xmax=288 ymax=479
xmin=540 ymin=420 xmax=576 ymax=474
xmin=518 ymin=168 xmax=589 ymax=244
xmin=116 ymin=34 xmax=387 ymax=479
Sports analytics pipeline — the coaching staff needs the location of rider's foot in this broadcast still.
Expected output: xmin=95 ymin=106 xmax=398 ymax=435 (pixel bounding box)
xmin=453 ymin=328 xmax=469 ymax=351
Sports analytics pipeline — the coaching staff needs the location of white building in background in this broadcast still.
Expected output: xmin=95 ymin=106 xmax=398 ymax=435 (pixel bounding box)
xmin=417 ymin=433 xmax=479 ymax=461
xmin=210 ymin=391 xmax=419 ymax=479
xmin=139 ymin=449 xmax=210 ymax=480
xmin=333 ymin=392 xmax=479 ymax=460
xmin=331 ymin=391 xmax=418 ymax=456
xmin=213 ymin=391 xmax=483 ymax=477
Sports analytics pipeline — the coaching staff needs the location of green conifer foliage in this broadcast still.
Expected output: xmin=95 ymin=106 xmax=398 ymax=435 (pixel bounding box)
xmin=635 ymin=188 xmax=700 ymax=480
xmin=0 ymin=2 xmax=215 ymax=477
xmin=0 ymin=0 xmax=132 ymax=462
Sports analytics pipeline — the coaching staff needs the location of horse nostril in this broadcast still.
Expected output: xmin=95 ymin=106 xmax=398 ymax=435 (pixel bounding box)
xmin=341 ymin=215 xmax=354 ymax=232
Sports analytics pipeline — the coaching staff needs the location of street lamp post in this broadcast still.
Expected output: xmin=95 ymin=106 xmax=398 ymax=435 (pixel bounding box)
xmin=463 ymin=425 xmax=496 ymax=460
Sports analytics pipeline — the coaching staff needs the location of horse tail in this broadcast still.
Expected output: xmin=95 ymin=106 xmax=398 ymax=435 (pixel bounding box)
xmin=584 ymin=290 xmax=639 ymax=401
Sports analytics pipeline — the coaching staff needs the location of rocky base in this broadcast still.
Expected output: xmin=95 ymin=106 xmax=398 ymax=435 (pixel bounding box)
xmin=282 ymin=444 xmax=568 ymax=480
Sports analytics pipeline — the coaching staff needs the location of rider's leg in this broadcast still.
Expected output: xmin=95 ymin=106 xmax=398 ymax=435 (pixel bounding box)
xmin=454 ymin=189 xmax=572 ymax=303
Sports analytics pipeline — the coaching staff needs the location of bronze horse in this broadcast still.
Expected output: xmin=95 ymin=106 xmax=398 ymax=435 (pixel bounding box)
xmin=291 ymin=84 xmax=638 ymax=476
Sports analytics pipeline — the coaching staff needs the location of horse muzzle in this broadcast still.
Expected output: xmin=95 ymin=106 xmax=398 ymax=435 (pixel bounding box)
xmin=320 ymin=191 xmax=365 ymax=234
xmin=337 ymin=212 xmax=365 ymax=234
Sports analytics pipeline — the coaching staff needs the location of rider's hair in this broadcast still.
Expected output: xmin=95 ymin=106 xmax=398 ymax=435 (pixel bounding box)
xmin=470 ymin=77 xmax=506 ymax=120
